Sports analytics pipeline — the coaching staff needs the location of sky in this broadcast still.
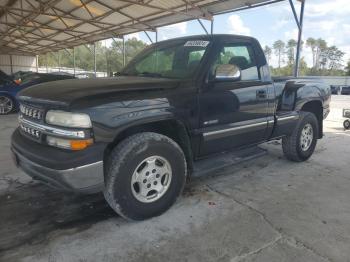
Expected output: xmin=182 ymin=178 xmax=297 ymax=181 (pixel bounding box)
xmin=120 ymin=0 xmax=350 ymax=68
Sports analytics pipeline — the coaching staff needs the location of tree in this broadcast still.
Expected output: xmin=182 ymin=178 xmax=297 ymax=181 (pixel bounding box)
xmin=286 ymin=39 xmax=297 ymax=65
xmin=306 ymin=37 xmax=317 ymax=68
xmin=315 ymin=38 xmax=327 ymax=70
xmin=273 ymin=40 xmax=285 ymax=69
xmin=264 ymin=45 xmax=272 ymax=64
xmin=38 ymin=38 xmax=148 ymax=75
xmin=323 ymin=46 xmax=345 ymax=70
xmin=345 ymin=61 xmax=350 ymax=76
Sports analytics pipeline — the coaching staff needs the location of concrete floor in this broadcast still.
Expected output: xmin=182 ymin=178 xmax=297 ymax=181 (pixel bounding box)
xmin=1 ymin=96 xmax=350 ymax=262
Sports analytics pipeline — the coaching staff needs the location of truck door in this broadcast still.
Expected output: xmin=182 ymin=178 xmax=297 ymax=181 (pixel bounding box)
xmin=198 ymin=41 xmax=269 ymax=156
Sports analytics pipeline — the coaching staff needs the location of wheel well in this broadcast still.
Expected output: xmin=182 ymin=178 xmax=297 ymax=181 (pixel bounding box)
xmin=104 ymin=119 xmax=194 ymax=173
xmin=301 ymin=101 xmax=323 ymax=138
xmin=0 ymin=92 xmax=15 ymax=100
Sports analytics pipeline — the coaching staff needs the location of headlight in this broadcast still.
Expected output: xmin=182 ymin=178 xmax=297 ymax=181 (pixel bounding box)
xmin=46 ymin=110 xmax=92 ymax=128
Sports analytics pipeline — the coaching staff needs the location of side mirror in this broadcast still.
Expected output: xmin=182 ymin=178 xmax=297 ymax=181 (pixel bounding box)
xmin=215 ymin=64 xmax=241 ymax=82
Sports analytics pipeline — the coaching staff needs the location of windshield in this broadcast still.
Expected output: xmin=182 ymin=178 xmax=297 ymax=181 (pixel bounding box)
xmin=121 ymin=40 xmax=210 ymax=79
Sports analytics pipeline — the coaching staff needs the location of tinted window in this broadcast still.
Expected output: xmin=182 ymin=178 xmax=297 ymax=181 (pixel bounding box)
xmin=211 ymin=44 xmax=259 ymax=81
xmin=123 ymin=40 xmax=209 ymax=79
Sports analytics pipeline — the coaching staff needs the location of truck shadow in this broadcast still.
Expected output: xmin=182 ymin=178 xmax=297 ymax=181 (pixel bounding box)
xmin=0 ymin=181 xmax=116 ymax=253
xmin=0 ymin=147 xmax=269 ymax=254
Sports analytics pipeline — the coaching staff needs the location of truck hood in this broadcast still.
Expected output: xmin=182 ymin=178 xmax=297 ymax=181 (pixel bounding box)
xmin=18 ymin=76 xmax=181 ymax=106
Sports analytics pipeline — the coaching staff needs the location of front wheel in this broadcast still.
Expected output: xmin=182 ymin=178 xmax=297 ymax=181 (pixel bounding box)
xmin=0 ymin=95 xmax=14 ymax=115
xmin=282 ymin=112 xmax=319 ymax=162
xmin=103 ymin=132 xmax=187 ymax=220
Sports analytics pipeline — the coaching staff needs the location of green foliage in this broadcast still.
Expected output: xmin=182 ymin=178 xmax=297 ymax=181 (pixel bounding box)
xmin=263 ymin=45 xmax=272 ymax=64
xmin=267 ymin=37 xmax=347 ymax=77
xmin=273 ymin=40 xmax=285 ymax=69
xmin=345 ymin=61 xmax=350 ymax=76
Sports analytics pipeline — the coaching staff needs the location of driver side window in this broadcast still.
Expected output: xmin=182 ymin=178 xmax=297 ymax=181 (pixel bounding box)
xmin=211 ymin=44 xmax=259 ymax=81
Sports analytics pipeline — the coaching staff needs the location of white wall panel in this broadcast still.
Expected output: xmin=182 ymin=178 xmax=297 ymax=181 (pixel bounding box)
xmin=0 ymin=55 xmax=36 ymax=74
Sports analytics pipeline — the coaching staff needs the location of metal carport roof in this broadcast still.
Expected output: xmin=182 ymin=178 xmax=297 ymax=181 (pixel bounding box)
xmin=0 ymin=0 xmax=284 ymax=55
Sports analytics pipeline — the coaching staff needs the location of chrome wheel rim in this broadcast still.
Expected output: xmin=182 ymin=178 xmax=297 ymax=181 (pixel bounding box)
xmin=300 ymin=123 xmax=313 ymax=151
xmin=0 ymin=96 xmax=13 ymax=115
xmin=131 ymin=156 xmax=172 ymax=203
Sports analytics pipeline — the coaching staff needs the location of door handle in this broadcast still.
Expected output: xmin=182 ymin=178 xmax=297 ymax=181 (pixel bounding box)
xmin=256 ymin=89 xmax=267 ymax=99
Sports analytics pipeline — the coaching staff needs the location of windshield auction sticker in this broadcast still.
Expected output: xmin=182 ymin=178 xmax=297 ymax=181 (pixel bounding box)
xmin=184 ymin=40 xmax=210 ymax=47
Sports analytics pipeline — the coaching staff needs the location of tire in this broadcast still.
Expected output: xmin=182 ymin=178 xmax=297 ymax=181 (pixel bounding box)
xmin=0 ymin=94 xmax=14 ymax=115
xmin=103 ymin=132 xmax=187 ymax=220
xmin=282 ymin=112 xmax=319 ymax=162
xmin=344 ymin=120 xmax=350 ymax=130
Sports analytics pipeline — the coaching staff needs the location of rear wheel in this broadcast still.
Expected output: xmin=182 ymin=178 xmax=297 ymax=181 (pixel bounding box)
xmin=282 ymin=112 xmax=319 ymax=162
xmin=344 ymin=120 xmax=350 ymax=130
xmin=103 ymin=132 xmax=187 ymax=220
xmin=0 ymin=95 xmax=14 ymax=115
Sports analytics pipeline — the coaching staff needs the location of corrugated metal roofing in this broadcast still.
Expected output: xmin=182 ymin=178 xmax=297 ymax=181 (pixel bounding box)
xmin=0 ymin=0 xmax=281 ymax=55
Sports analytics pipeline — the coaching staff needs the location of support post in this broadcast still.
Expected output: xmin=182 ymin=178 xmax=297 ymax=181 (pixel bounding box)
xmin=46 ymin=53 xmax=48 ymax=73
xmin=36 ymin=55 xmax=38 ymax=72
xmin=294 ymin=0 xmax=305 ymax=77
xmin=123 ymin=36 xmax=126 ymax=67
xmin=155 ymin=29 xmax=158 ymax=43
xmin=211 ymin=19 xmax=214 ymax=35
xmin=58 ymin=51 xmax=60 ymax=72
xmin=73 ymin=47 xmax=76 ymax=76
xmin=93 ymin=42 xmax=96 ymax=77
xmin=9 ymin=55 xmax=13 ymax=74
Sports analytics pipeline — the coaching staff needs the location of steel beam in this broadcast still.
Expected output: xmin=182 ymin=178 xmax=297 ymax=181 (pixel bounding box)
xmin=197 ymin=19 xmax=209 ymax=35
xmin=288 ymin=0 xmax=301 ymax=30
xmin=144 ymin=31 xmax=153 ymax=43
xmin=294 ymin=0 xmax=305 ymax=77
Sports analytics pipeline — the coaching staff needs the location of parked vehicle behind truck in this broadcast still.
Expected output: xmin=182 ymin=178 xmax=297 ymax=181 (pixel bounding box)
xmin=0 ymin=71 xmax=75 ymax=115
xmin=11 ymin=35 xmax=331 ymax=220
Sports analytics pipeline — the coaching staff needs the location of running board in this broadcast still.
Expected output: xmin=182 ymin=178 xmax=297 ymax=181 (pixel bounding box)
xmin=192 ymin=146 xmax=267 ymax=178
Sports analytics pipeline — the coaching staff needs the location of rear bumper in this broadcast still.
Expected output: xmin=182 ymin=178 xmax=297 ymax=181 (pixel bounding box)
xmin=11 ymin=129 xmax=105 ymax=194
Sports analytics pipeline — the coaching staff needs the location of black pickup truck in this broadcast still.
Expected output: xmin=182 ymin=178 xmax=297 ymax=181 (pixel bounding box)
xmin=11 ymin=35 xmax=331 ymax=220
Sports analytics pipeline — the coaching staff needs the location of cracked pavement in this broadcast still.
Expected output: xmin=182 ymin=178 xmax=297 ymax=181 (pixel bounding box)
xmin=1 ymin=96 xmax=350 ymax=262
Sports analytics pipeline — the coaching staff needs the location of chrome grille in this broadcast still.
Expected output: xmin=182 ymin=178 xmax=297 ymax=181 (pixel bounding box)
xmin=20 ymin=123 xmax=41 ymax=139
xmin=19 ymin=104 xmax=43 ymax=120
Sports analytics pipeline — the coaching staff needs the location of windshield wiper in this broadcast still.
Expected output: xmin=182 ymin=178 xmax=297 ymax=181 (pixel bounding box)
xmin=138 ymin=72 xmax=163 ymax=78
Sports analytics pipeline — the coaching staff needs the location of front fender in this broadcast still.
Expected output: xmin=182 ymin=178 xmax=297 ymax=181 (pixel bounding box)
xmin=93 ymin=108 xmax=177 ymax=142
xmin=80 ymin=98 xmax=182 ymax=142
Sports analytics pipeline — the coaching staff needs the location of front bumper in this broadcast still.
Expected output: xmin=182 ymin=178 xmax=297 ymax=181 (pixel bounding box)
xmin=11 ymin=129 xmax=105 ymax=194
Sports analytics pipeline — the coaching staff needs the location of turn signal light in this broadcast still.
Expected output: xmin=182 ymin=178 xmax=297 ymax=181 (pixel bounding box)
xmin=70 ymin=139 xmax=93 ymax=150
xmin=47 ymin=136 xmax=93 ymax=150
